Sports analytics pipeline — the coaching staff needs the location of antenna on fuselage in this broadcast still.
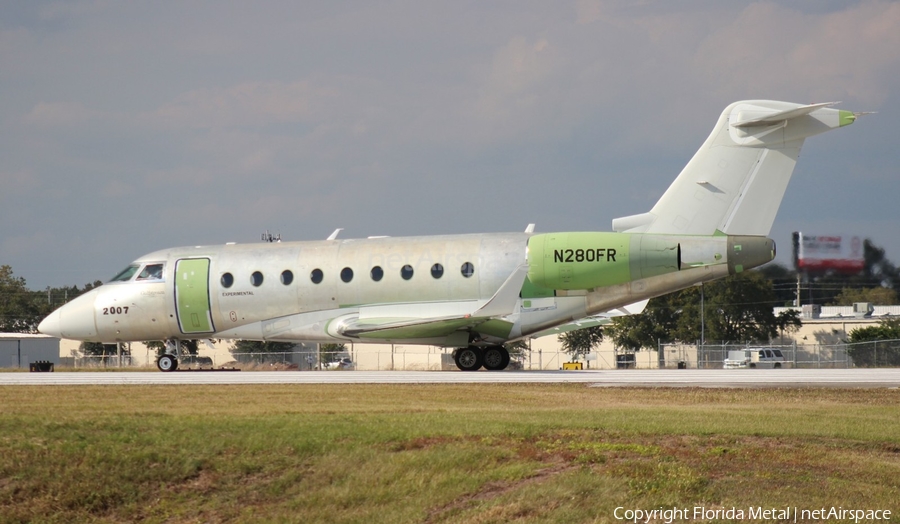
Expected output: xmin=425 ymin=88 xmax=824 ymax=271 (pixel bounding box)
xmin=261 ymin=230 xmax=282 ymax=243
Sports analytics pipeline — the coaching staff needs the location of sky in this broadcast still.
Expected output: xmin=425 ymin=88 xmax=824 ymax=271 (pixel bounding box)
xmin=1 ymin=0 xmax=898 ymax=290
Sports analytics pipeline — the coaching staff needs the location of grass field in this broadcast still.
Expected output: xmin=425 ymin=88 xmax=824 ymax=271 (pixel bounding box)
xmin=1 ymin=385 xmax=899 ymax=523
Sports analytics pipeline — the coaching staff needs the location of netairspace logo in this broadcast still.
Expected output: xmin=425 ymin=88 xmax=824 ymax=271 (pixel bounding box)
xmin=614 ymin=506 xmax=892 ymax=523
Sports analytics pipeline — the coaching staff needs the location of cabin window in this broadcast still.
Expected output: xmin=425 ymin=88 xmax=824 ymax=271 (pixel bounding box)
xmin=310 ymin=268 xmax=324 ymax=284
xmin=221 ymin=273 xmax=234 ymax=288
xmin=371 ymin=266 xmax=383 ymax=281
xmin=461 ymin=262 xmax=474 ymax=278
xmin=341 ymin=267 xmax=354 ymax=283
xmin=431 ymin=263 xmax=444 ymax=279
xmin=109 ymin=265 xmax=139 ymax=282
xmin=251 ymin=271 xmax=264 ymax=287
xmin=401 ymin=265 xmax=414 ymax=280
xmin=136 ymin=263 xmax=164 ymax=281
xmin=281 ymin=270 xmax=293 ymax=285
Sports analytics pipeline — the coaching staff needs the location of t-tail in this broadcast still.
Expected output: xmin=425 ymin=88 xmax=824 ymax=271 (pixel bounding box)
xmin=612 ymin=101 xmax=860 ymax=236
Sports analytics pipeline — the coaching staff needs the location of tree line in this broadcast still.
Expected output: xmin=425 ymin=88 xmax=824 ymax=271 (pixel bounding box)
xmin=559 ymin=239 xmax=900 ymax=357
xmin=0 ymin=265 xmax=102 ymax=333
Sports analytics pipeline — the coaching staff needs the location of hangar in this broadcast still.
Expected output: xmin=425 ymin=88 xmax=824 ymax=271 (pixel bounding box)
xmin=0 ymin=333 xmax=60 ymax=369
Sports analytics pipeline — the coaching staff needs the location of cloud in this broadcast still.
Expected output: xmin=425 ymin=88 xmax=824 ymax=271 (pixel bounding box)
xmin=2 ymin=1 xmax=898 ymax=289
xmin=145 ymin=81 xmax=333 ymax=130
xmin=101 ymin=179 xmax=134 ymax=197
xmin=694 ymin=1 xmax=900 ymax=106
xmin=24 ymin=102 xmax=95 ymax=127
xmin=37 ymin=0 xmax=118 ymax=21
xmin=468 ymin=36 xmax=559 ymax=141
xmin=0 ymin=170 xmax=40 ymax=201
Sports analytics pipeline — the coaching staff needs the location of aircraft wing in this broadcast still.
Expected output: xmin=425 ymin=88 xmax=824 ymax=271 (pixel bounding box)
xmin=330 ymin=264 xmax=530 ymax=341
xmin=529 ymin=299 xmax=649 ymax=338
xmin=341 ymin=316 xmax=491 ymax=340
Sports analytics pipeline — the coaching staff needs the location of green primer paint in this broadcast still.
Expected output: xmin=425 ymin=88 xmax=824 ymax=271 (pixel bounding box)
xmin=475 ymin=319 xmax=514 ymax=339
xmin=175 ymin=258 xmax=214 ymax=334
xmin=356 ymin=318 xmax=476 ymax=340
xmin=527 ymin=232 xmax=679 ymax=290
xmin=839 ymin=110 xmax=857 ymax=127
xmin=519 ymin=275 xmax=555 ymax=299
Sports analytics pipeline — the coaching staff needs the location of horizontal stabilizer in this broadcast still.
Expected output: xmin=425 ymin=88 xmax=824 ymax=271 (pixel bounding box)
xmin=731 ymin=102 xmax=837 ymax=128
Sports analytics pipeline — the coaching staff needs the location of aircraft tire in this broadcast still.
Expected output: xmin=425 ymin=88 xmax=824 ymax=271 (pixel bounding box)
xmin=482 ymin=346 xmax=510 ymax=371
xmin=157 ymin=355 xmax=177 ymax=372
xmin=454 ymin=346 xmax=483 ymax=371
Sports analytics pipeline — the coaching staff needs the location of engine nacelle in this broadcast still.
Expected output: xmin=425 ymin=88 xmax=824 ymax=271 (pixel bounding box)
xmin=526 ymin=232 xmax=681 ymax=290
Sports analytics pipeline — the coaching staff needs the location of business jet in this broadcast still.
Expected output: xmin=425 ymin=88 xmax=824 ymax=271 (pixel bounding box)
xmin=38 ymin=100 xmax=862 ymax=371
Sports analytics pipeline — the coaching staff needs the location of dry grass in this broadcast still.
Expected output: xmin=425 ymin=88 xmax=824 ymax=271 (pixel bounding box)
xmin=1 ymin=385 xmax=899 ymax=523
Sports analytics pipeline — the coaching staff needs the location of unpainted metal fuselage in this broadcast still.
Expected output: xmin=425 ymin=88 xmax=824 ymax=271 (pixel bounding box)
xmin=39 ymin=231 xmax=771 ymax=347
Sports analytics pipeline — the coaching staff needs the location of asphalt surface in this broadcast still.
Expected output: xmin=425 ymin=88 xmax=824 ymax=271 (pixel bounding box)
xmin=1 ymin=369 xmax=899 ymax=387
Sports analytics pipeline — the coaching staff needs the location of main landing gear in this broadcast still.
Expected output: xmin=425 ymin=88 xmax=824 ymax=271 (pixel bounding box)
xmin=453 ymin=345 xmax=510 ymax=371
xmin=156 ymin=339 xmax=181 ymax=372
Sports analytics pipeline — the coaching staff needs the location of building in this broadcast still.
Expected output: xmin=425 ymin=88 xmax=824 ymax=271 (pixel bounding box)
xmin=0 ymin=333 xmax=60 ymax=368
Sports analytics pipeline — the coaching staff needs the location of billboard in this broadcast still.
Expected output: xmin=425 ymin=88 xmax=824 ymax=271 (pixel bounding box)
xmin=792 ymin=232 xmax=865 ymax=273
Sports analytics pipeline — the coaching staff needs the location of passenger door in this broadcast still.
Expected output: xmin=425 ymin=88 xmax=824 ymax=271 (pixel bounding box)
xmin=174 ymin=258 xmax=215 ymax=334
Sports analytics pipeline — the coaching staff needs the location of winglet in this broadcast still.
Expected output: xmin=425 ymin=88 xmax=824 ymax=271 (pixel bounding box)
xmin=327 ymin=228 xmax=344 ymax=240
xmin=525 ymin=223 xmax=536 ymax=234
xmin=471 ymin=264 xmax=529 ymax=318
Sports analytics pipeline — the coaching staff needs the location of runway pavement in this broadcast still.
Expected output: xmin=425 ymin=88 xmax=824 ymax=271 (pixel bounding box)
xmin=1 ymin=368 xmax=899 ymax=387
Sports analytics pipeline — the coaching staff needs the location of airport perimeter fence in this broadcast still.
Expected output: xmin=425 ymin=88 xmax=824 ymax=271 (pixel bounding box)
xmin=70 ymin=350 xmax=546 ymax=370
xmin=66 ymin=339 xmax=900 ymax=370
xmin=71 ymin=351 xmax=461 ymax=370
xmin=659 ymin=339 xmax=900 ymax=369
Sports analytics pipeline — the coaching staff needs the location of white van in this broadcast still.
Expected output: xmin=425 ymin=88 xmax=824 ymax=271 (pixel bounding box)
xmin=723 ymin=348 xmax=787 ymax=369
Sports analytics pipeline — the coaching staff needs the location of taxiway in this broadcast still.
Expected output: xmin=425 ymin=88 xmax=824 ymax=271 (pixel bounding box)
xmin=1 ymin=369 xmax=899 ymax=387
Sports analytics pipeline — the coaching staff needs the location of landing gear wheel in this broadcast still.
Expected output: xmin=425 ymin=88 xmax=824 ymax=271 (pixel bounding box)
xmin=157 ymin=354 xmax=178 ymax=372
xmin=482 ymin=346 xmax=510 ymax=371
xmin=454 ymin=346 xmax=484 ymax=371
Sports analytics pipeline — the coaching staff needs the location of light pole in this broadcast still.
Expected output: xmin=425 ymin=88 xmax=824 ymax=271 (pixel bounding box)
xmin=700 ymin=282 xmax=705 ymax=346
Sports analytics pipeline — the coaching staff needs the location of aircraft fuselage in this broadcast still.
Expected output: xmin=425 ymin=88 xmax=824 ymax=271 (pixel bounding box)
xmin=40 ymin=232 xmax=773 ymax=348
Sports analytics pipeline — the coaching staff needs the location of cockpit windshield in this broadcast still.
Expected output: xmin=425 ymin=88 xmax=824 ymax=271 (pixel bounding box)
xmin=136 ymin=263 xmax=165 ymax=281
xmin=109 ymin=265 xmax=140 ymax=282
xmin=109 ymin=263 xmax=166 ymax=283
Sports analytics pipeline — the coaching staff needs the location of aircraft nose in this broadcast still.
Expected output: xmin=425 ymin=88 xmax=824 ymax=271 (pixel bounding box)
xmin=38 ymin=292 xmax=98 ymax=339
xmin=38 ymin=310 xmax=62 ymax=338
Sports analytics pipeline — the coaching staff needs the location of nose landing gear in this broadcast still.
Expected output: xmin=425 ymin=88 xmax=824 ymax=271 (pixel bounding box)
xmin=156 ymin=354 xmax=178 ymax=372
xmin=156 ymin=339 xmax=181 ymax=372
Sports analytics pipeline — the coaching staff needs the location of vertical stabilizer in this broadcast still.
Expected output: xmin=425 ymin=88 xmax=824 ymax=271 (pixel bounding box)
xmin=612 ymin=100 xmax=857 ymax=236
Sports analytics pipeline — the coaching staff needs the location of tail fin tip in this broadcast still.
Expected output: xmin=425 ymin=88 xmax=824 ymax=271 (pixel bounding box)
xmin=612 ymin=100 xmax=860 ymax=237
